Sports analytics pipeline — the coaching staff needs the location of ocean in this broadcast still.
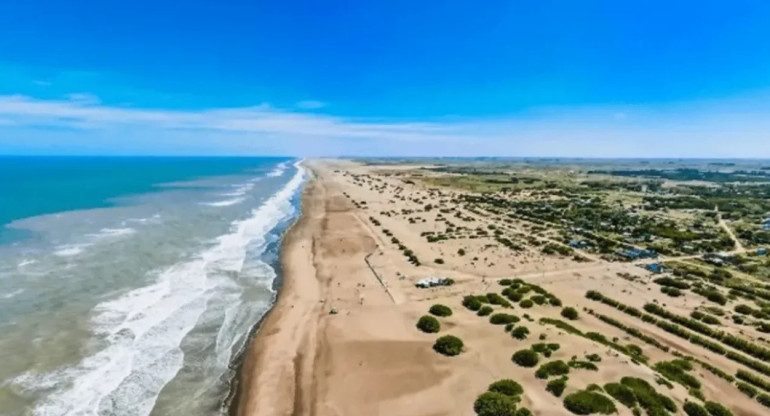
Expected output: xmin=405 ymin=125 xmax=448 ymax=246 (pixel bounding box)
xmin=0 ymin=156 xmax=305 ymax=416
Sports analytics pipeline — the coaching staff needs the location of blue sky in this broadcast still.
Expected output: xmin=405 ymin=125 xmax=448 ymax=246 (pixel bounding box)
xmin=1 ymin=1 xmax=769 ymax=157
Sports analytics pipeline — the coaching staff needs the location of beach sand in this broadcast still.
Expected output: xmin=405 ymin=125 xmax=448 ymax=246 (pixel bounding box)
xmin=235 ymin=160 xmax=766 ymax=416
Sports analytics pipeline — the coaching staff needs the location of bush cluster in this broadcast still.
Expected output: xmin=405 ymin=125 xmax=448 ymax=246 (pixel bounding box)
xmin=519 ymin=299 xmax=534 ymax=308
xmin=586 ymin=290 xmax=770 ymax=378
xmin=433 ymin=335 xmax=463 ymax=356
xmin=429 ymin=304 xmax=453 ymax=317
xmin=417 ymin=315 xmax=440 ymax=333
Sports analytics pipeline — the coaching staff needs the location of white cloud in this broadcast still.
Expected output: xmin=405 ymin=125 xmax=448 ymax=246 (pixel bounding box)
xmin=0 ymin=93 xmax=769 ymax=157
xmin=295 ymin=100 xmax=326 ymax=109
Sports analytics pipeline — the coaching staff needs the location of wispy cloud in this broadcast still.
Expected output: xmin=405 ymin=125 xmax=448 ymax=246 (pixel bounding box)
xmin=295 ymin=100 xmax=326 ymax=110
xmin=0 ymin=93 xmax=769 ymax=157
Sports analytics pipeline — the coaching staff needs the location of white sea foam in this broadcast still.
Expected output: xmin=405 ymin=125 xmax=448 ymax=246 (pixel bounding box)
xmin=22 ymin=162 xmax=306 ymax=416
xmin=17 ymin=259 xmax=37 ymax=268
xmin=201 ymin=197 xmax=246 ymax=207
xmin=89 ymin=227 xmax=136 ymax=239
xmin=2 ymin=288 xmax=24 ymax=299
xmin=52 ymin=228 xmax=136 ymax=258
xmin=53 ymin=245 xmax=87 ymax=257
xmin=267 ymin=161 xmax=289 ymax=177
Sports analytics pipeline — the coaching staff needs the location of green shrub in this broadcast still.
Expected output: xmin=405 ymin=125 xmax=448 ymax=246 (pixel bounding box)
xmin=506 ymin=291 xmax=523 ymax=302
xmin=683 ymin=402 xmax=709 ymax=416
xmin=417 ymin=315 xmax=440 ymax=333
xmin=586 ymin=354 xmax=602 ymax=362
xmin=499 ymin=279 xmax=512 ymax=286
xmin=514 ymin=408 xmax=531 ymax=416
xmin=487 ymin=293 xmax=512 ymax=307
xmin=757 ymin=393 xmax=770 ymax=408
xmin=435 ymin=258 xmax=444 ymax=264
xmin=433 ymin=335 xmax=463 ymax=356
xmin=736 ymin=382 xmax=758 ymax=398
xmin=653 ymin=360 xmax=701 ymax=389
xmin=563 ymin=390 xmax=617 ymax=415
xmin=661 ymin=286 xmax=682 ymax=297
xmin=569 ymin=361 xmax=598 ymax=371
xmin=512 ymin=349 xmax=539 ymax=367
xmin=561 ymin=307 xmax=579 ymax=320
xmin=586 ymin=384 xmax=603 ymax=392
xmin=532 ymin=343 xmax=559 ymax=353
xmin=536 ymin=360 xmax=570 ymax=379
xmin=519 ymin=299 xmax=534 ymax=308
xmin=531 ymin=295 xmax=546 ymax=305
xmin=603 ymin=383 xmax=637 ymax=409
xmin=689 ymin=388 xmax=705 ymax=401
xmin=547 ymin=376 xmax=568 ymax=397
xmin=488 ymin=379 xmax=523 ymax=397
xmin=463 ymin=295 xmax=482 ymax=311
xmin=620 ymin=377 xmax=673 ymax=415
xmin=550 ymin=297 xmax=563 ymax=307
xmin=490 ymin=313 xmax=519 ymax=325
xmin=511 ymin=326 xmax=530 ymax=340
xmin=473 ymin=392 xmax=517 ymax=416
xmin=429 ymin=304 xmax=453 ymax=317
xmin=478 ymin=306 xmax=494 ymax=316
xmin=703 ymin=402 xmax=733 ymax=416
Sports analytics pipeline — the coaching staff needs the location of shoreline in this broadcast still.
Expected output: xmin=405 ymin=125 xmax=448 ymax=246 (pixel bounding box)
xmin=224 ymin=173 xmax=305 ymax=415
xmin=232 ymin=163 xmax=320 ymax=416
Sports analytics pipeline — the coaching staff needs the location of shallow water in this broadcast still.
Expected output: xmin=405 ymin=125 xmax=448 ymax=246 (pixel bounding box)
xmin=0 ymin=157 xmax=303 ymax=415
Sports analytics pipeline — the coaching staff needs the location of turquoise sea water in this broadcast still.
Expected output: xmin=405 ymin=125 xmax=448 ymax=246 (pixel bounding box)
xmin=0 ymin=157 xmax=290 ymax=243
xmin=0 ymin=157 xmax=304 ymax=416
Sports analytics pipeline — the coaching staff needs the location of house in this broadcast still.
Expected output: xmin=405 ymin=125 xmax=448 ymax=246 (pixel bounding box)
xmin=617 ymin=248 xmax=658 ymax=260
xmin=758 ymin=248 xmax=768 ymax=256
xmin=415 ymin=277 xmax=453 ymax=288
xmin=645 ymin=263 xmax=663 ymax=273
xmin=569 ymin=240 xmax=588 ymax=249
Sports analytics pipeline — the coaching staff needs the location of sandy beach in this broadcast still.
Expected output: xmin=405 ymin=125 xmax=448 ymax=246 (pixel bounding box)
xmin=235 ymin=160 xmax=767 ymax=416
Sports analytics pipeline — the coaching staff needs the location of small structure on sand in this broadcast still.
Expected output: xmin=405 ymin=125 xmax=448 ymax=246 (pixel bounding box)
xmin=415 ymin=276 xmax=454 ymax=288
